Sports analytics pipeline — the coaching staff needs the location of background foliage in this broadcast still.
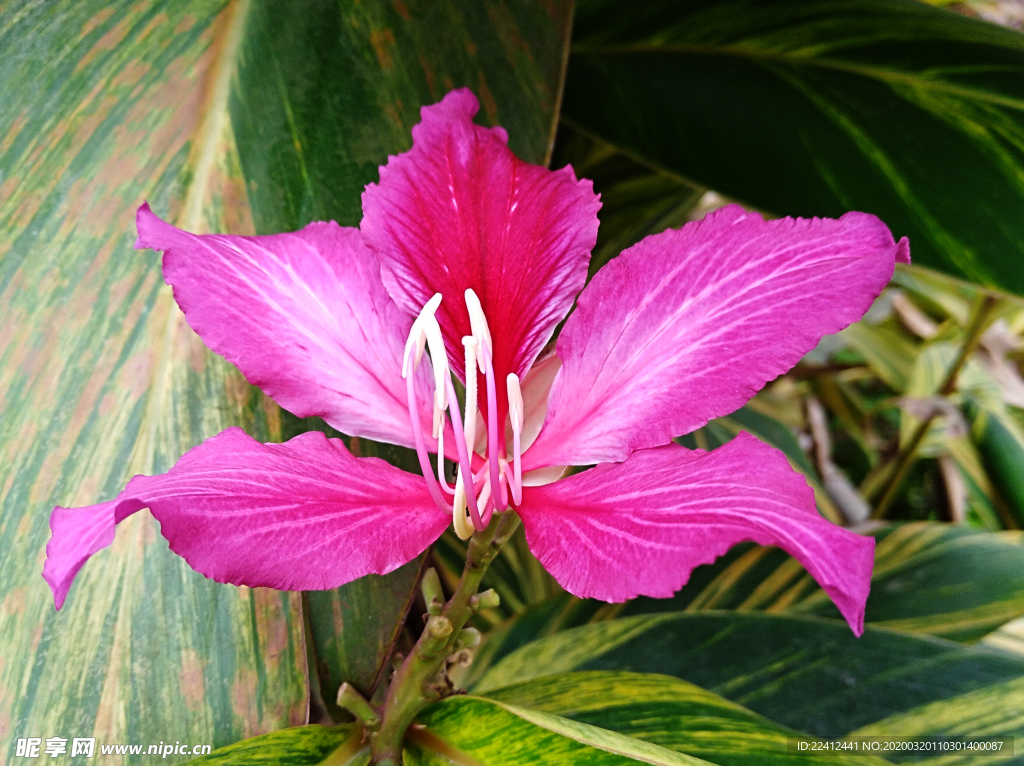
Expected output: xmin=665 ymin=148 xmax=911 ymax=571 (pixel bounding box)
xmin=2 ymin=0 xmax=1024 ymax=764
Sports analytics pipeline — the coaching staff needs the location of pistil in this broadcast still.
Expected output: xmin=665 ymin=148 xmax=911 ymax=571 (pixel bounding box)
xmin=465 ymin=289 xmax=504 ymax=519
xmin=477 ymin=339 xmax=503 ymax=517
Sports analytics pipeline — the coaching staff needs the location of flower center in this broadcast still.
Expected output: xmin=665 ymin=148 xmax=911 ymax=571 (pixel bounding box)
xmin=402 ymin=289 xmax=524 ymax=539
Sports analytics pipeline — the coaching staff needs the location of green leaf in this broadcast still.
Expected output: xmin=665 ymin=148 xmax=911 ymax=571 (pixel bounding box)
xmin=621 ymin=522 xmax=1024 ymax=642
xmin=982 ymin=616 xmax=1024 ymax=657
xmin=801 ymin=523 xmax=1024 ymax=640
xmin=473 ymin=612 xmax=1024 ymax=739
xmin=562 ymin=0 xmax=1024 ymax=295
xmin=408 ymin=695 xmax=708 ymax=766
xmin=187 ymin=724 xmax=367 ymax=765
xmin=840 ymin=322 xmax=920 ymax=392
xmin=462 ymin=593 xmax=607 ymax=689
xmin=232 ymin=0 xmax=573 ymax=231
xmin=968 ymin=401 xmax=1024 ymax=527
xmin=468 ymin=522 xmax=1024 ymax=685
xmin=305 ymin=557 xmax=425 ymax=722
xmin=1 ymin=0 xmax=573 ymax=757
xmin=847 ymin=677 xmax=1024 ymax=765
xmin=483 ymin=671 xmax=890 ymax=766
xmin=550 ymin=124 xmax=706 ymax=281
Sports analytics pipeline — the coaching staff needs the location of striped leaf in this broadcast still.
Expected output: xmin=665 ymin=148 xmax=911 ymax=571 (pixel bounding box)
xmin=466 ymin=522 xmax=1024 ymax=687
xmin=623 ymin=522 xmax=1024 ymax=643
xmin=408 ymin=695 xmax=706 ymax=766
xmin=562 ymin=0 xmax=1024 ymax=295
xmin=481 ymin=671 xmax=890 ymax=766
xmin=0 ymin=1 xmax=310 ymax=756
xmin=473 ymin=612 xmax=1024 ymax=741
xmin=188 ymin=724 xmax=367 ymax=765
xmin=0 ymin=0 xmax=572 ymax=758
xmin=847 ymin=678 xmax=1024 ymax=766
xmin=967 ymin=400 xmax=1024 ymax=527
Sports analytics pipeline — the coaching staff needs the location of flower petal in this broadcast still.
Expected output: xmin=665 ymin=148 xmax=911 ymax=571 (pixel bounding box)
xmin=43 ymin=427 xmax=447 ymax=609
xmin=525 ymin=206 xmax=909 ymax=468
xmin=136 ymin=204 xmax=437 ymax=449
xmin=517 ymin=432 xmax=874 ymax=635
xmin=361 ymin=89 xmax=601 ymax=401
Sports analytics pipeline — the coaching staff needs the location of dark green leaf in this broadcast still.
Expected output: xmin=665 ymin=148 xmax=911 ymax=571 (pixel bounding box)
xmin=305 ymin=557 xmax=425 ymax=721
xmin=551 ymin=125 xmax=706 ymax=281
xmin=474 ymin=612 xmax=1024 ymax=739
xmin=233 ymin=0 xmax=573 ymax=232
xmin=967 ymin=400 xmax=1024 ymax=527
xmin=563 ymin=0 xmax=1024 ymax=295
xmin=800 ymin=522 xmax=1024 ymax=639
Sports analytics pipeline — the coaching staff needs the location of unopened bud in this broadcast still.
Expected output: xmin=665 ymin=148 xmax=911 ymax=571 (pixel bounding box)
xmin=470 ymin=588 xmax=500 ymax=611
xmin=420 ymin=567 xmax=445 ymax=615
xmin=456 ymin=628 xmax=481 ymax=648
xmin=426 ymin=615 xmax=453 ymax=639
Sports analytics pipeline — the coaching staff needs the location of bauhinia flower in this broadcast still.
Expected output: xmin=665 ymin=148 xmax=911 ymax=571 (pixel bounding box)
xmin=44 ymin=90 xmax=909 ymax=635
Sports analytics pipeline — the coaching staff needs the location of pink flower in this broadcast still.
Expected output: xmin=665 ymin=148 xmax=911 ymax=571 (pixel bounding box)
xmin=44 ymin=90 xmax=909 ymax=635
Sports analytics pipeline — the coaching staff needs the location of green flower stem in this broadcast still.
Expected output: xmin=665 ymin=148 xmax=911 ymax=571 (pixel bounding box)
xmin=336 ymin=683 xmax=380 ymax=729
xmin=370 ymin=511 xmax=521 ymax=765
xmin=871 ymin=293 xmax=999 ymax=520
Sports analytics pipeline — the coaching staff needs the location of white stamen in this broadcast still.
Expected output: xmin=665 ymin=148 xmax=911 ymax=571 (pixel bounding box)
xmin=507 ymin=373 xmax=524 ymax=435
xmin=402 ymin=293 xmax=449 ymax=424
xmin=402 ymin=293 xmax=442 ymax=378
xmin=464 ymin=289 xmax=492 ymax=369
xmin=463 ymin=337 xmax=479 ymax=454
xmin=424 ymin=321 xmax=449 ymax=416
xmin=432 ymin=403 xmax=446 ymax=441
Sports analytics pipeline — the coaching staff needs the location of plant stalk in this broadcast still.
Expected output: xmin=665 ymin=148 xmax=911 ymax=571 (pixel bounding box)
xmin=870 ymin=293 xmax=998 ymax=519
xmin=370 ymin=511 xmax=520 ymax=765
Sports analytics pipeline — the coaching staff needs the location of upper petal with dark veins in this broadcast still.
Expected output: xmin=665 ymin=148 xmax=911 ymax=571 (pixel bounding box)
xmin=526 ymin=205 xmax=909 ymax=469
xmin=361 ymin=89 xmax=601 ymax=414
xmin=136 ymin=204 xmax=438 ymax=450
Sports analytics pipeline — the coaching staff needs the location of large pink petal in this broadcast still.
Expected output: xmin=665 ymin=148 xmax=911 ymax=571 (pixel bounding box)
xmin=518 ymin=432 xmax=874 ymax=635
xmin=525 ymin=206 xmax=909 ymax=468
xmin=136 ymin=204 xmax=437 ymax=450
xmin=361 ymin=89 xmax=601 ymax=417
xmin=43 ymin=428 xmax=447 ymax=610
